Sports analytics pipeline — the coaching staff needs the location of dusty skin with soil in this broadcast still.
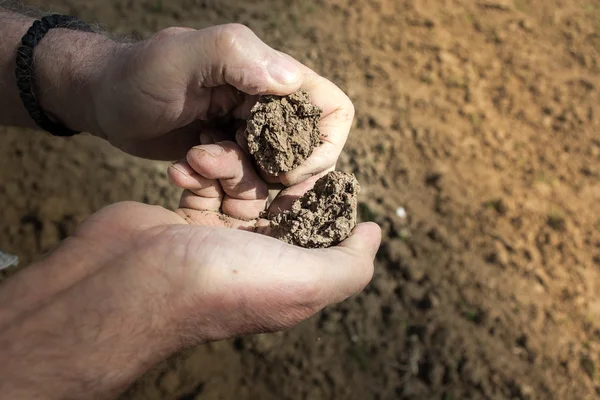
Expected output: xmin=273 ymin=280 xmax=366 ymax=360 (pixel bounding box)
xmin=2 ymin=1 xmax=600 ymax=399
xmin=270 ymin=171 xmax=359 ymax=249
xmin=246 ymin=89 xmax=322 ymax=175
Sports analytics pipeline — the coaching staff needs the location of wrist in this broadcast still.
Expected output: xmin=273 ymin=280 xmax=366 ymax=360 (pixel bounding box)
xmin=33 ymin=28 xmax=124 ymax=137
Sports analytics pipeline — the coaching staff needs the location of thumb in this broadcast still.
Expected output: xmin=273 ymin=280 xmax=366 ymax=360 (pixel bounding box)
xmin=319 ymin=222 xmax=382 ymax=302
xmin=184 ymin=24 xmax=303 ymax=95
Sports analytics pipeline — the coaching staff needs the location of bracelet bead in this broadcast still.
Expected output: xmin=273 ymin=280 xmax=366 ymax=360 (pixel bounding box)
xmin=15 ymin=14 xmax=93 ymax=137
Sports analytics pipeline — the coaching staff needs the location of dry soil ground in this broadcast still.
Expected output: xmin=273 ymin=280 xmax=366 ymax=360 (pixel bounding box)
xmin=1 ymin=0 xmax=600 ymax=399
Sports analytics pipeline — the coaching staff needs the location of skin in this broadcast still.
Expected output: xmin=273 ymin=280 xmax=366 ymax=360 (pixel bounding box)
xmin=0 ymin=3 xmax=381 ymax=398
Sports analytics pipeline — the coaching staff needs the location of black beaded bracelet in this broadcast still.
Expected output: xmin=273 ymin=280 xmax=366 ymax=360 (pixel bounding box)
xmin=15 ymin=14 xmax=93 ymax=137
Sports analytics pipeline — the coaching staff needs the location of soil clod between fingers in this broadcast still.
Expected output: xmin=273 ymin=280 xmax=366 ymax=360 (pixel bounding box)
xmin=246 ymin=89 xmax=322 ymax=175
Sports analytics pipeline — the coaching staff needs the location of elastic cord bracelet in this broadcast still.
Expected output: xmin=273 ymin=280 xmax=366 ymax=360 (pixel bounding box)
xmin=15 ymin=14 xmax=93 ymax=137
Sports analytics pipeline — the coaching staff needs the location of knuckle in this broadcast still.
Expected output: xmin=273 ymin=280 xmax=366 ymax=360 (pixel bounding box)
xmin=138 ymin=35 xmax=179 ymax=72
xmin=229 ymin=179 xmax=268 ymax=199
xmin=209 ymin=24 xmax=268 ymax=94
xmin=213 ymin=24 xmax=256 ymax=61
xmin=143 ymin=27 xmax=194 ymax=68
xmin=216 ymin=23 xmax=253 ymax=48
xmin=152 ymin=26 xmax=193 ymax=41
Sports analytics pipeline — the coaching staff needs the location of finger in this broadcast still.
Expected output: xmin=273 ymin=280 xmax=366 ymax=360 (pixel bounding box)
xmin=182 ymin=24 xmax=304 ymax=96
xmin=178 ymin=190 xmax=221 ymax=213
xmin=168 ymin=161 xmax=223 ymax=199
xmin=308 ymin=222 xmax=382 ymax=305
xmin=336 ymin=222 xmax=382 ymax=261
xmin=189 ymin=222 xmax=381 ymax=339
xmin=169 ymin=160 xmax=224 ymax=213
xmin=279 ymin=70 xmax=355 ymax=186
xmin=186 ymin=141 xmax=268 ymax=220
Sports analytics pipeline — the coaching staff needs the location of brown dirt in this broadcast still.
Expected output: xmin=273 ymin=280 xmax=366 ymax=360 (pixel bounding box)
xmin=2 ymin=0 xmax=600 ymax=399
xmin=270 ymin=171 xmax=359 ymax=248
xmin=246 ymin=89 xmax=321 ymax=175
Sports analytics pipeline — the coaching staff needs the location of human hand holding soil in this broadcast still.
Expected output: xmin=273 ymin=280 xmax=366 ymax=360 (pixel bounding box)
xmin=1 ymin=10 xmax=354 ymax=188
xmin=0 ymin=8 xmax=374 ymax=398
xmin=90 ymin=24 xmax=354 ymax=185
xmin=170 ymin=138 xmax=361 ymax=247
xmin=1 ymin=18 xmax=354 ymax=181
xmin=0 ymin=200 xmax=380 ymax=398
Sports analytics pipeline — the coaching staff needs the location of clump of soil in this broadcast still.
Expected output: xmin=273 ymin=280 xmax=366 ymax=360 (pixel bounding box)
xmin=269 ymin=171 xmax=360 ymax=248
xmin=245 ymin=89 xmax=322 ymax=175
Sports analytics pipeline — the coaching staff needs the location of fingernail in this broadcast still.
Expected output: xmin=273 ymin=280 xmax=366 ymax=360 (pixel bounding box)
xmin=267 ymin=55 xmax=301 ymax=85
xmin=169 ymin=163 xmax=188 ymax=176
xmin=193 ymin=145 xmax=224 ymax=158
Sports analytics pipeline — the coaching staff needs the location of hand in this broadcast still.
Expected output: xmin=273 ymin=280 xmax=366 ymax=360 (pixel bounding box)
xmin=168 ymin=138 xmax=301 ymax=221
xmin=0 ymin=202 xmax=380 ymax=398
xmin=91 ymin=24 xmax=354 ymax=185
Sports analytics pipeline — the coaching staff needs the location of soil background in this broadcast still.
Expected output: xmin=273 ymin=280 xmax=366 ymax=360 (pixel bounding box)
xmin=1 ymin=0 xmax=600 ymax=399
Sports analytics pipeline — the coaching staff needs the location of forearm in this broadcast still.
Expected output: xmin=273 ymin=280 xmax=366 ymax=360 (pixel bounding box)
xmin=0 ymin=8 xmax=35 ymax=128
xmin=0 ymin=5 xmax=119 ymax=135
xmin=0 ymin=252 xmax=183 ymax=399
